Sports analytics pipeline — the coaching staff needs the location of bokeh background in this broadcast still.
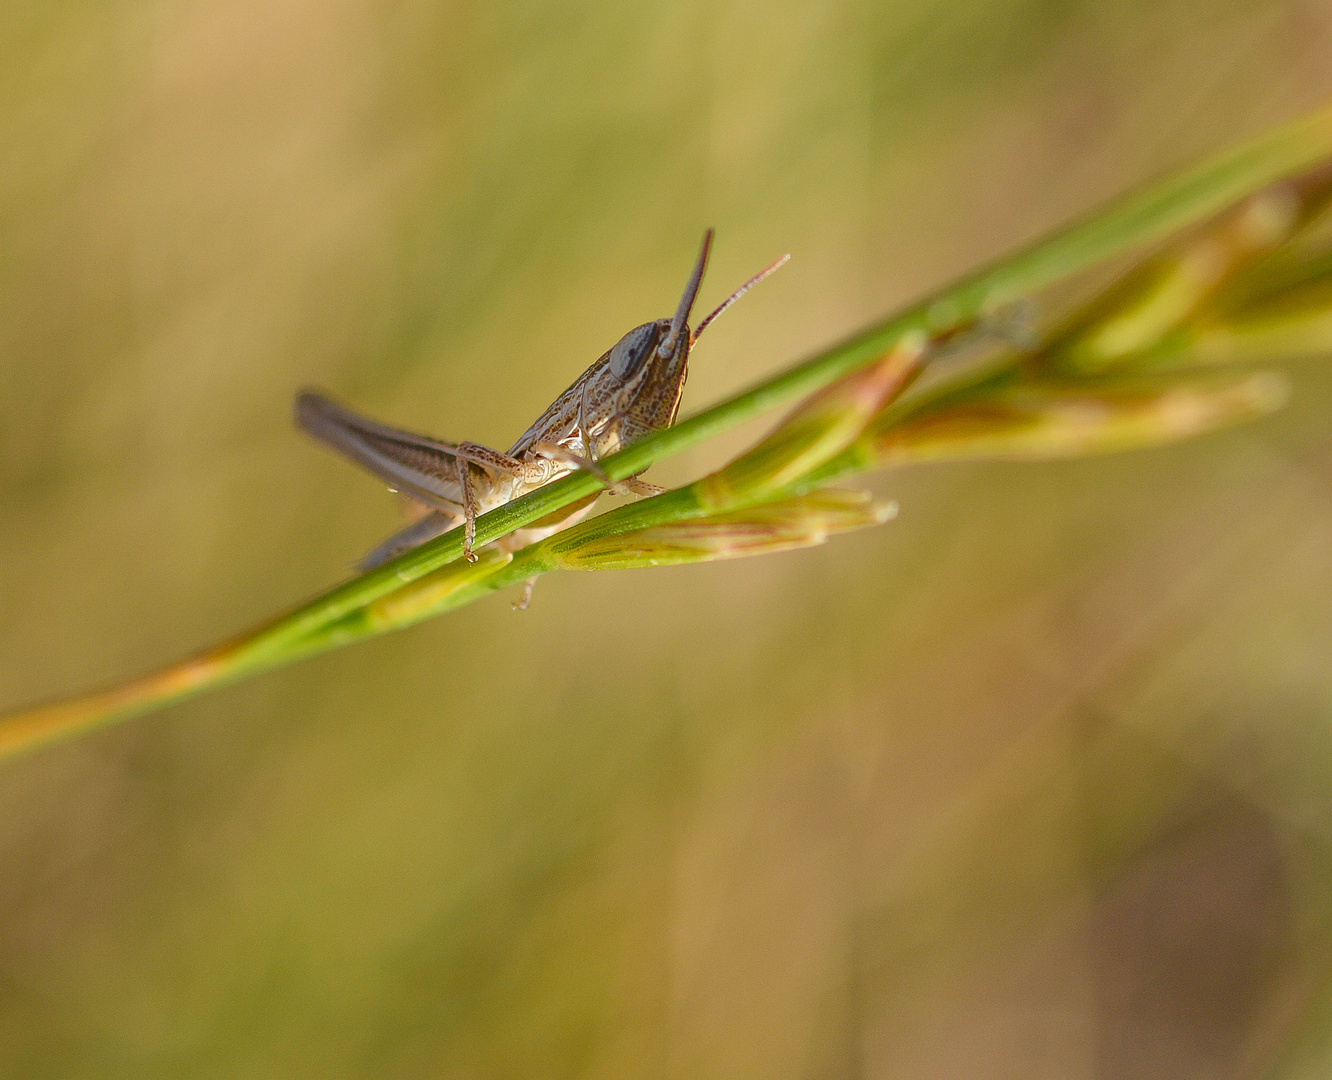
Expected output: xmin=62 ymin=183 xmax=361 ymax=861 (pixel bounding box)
xmin=4 ymin=1 xmax=1332 ymax=1076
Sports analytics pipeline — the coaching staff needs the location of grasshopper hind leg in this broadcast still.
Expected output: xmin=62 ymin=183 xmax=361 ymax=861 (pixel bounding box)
xmin=360 ymin=510 xmax=461 ymax=570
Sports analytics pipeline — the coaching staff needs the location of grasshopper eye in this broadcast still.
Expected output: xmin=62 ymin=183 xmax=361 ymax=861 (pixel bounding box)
xmin=608 ymin=322 xmax=661 ymax=381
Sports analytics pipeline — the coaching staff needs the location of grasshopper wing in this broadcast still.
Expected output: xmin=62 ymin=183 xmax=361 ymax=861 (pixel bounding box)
xmin=295 ymin=391 xmax=466 ymax=512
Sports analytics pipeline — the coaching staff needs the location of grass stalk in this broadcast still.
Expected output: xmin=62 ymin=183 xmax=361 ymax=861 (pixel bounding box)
xmin=4 ymin=103 xmax=1332 ymax=758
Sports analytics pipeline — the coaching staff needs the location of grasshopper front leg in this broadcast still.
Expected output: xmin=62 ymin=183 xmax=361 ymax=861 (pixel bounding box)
xmin=524 ymin=441 xmax=611 ymax=484
xmin=527 ymin=440 xmax=659 ymax=497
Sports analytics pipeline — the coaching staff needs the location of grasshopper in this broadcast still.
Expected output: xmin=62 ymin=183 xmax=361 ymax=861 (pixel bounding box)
xmin=296 ymin=230 xmax=788 ymax=581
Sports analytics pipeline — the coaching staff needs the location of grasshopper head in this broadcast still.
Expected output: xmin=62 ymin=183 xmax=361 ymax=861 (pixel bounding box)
xmin=605 ymin=230 xmax=714 ymax=388
xmin=606 ymin=318 xmax=673 ymax=381
xmin=588 ymin=231 xmax=788 ymax=452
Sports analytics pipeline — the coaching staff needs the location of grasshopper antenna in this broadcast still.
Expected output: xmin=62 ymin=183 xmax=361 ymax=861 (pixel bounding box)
xmin=658 ymin=228 xmax=714 ymax=359
xmin=691 ymin=252 xmax=790 ymax=346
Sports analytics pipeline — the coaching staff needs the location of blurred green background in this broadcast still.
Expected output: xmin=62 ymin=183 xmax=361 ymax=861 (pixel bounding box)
xmin=4 ymin=1 xmax=1332 ymax=1076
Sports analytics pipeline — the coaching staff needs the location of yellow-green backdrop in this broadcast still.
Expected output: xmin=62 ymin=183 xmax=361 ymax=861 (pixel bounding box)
xmin=3 ymin=1 xmax=1332 ymax=1076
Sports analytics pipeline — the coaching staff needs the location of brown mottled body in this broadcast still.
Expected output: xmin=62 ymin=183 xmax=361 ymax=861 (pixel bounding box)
xmin=296 ymin=230 xmax=787 ymax=579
